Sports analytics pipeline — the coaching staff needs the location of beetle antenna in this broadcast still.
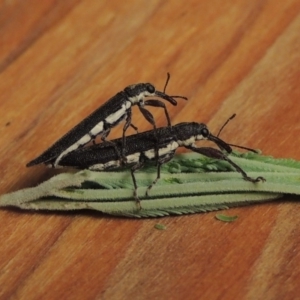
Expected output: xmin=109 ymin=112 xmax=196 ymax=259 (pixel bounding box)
xmin=161 ymin=73 xmax=188 ymax=101
xmin=226 ymin=143 xmax=259 ymax=153
xmin=217 ymin=114 xmax=258 ymax=153
xmin=217 ymin=113 xmax=236 ymax=137
xmin=163 ymin=72 xmax=171 ymax=93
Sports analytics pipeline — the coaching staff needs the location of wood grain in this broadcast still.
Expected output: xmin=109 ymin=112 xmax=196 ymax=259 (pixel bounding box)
xmin=1 ymin=1 xmax=300 ymax=299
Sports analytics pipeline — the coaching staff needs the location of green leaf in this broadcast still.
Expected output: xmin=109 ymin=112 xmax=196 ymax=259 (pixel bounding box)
xmin=1 ymin=151 xmax=300 ymax=218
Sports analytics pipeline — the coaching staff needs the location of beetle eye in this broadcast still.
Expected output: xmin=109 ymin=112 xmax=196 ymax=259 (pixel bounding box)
xmin=201 ymin=128 xmax=209 ymax=137
xmin=146 ymin=84 xmax=155 ymax=93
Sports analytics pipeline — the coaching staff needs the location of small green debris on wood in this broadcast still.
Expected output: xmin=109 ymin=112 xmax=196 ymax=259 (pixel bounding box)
xmin=215 ymin=214 xmax=238 ymax=222
xmin=154 ymin=223 xmax=167 ymax=230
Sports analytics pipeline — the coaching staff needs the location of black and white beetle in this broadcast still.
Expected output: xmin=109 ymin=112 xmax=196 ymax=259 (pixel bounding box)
xmin=27 ymin=75 xmax=187 ymax=168
xmin=54 ymin=122 xmax=265 ymax=207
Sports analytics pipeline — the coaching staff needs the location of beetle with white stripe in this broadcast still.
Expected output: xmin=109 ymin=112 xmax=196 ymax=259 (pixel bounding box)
xmin=27 ymin=75 xmax=187 ymax=168
xmin=54 ymin=122 xmax=265 ymax=207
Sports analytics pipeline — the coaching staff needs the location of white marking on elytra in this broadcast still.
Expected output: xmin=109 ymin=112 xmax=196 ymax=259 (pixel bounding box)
xmin=89 ymin=152 xmax=140 ymax=171
xmin=125 ymin=153 xmax=141 ymax=164
xmin=89 ymin=160 xmax=120 ymax=171
xmin=90 ymin=121 xmax=104 ymax=136
xmin=144 ymin=141 xmax=179 ymax=159
xmin=54 ymin=134 xmax=91 ymax=167
xmin=105 ymin=102 xmax=130 ymax=125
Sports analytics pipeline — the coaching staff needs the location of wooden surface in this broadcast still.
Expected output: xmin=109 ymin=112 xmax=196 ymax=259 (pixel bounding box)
xmin=1 ymin=1 xmax=300 ymax=299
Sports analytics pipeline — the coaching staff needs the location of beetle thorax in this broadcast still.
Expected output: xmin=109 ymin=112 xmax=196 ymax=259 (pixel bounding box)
xmin=177 ymin=135 xmax=196 ymax=146
xmin=128 ymin=90 xmax=154 ymax=105
xmin=196 ymin=134 xmax=208 ymax=141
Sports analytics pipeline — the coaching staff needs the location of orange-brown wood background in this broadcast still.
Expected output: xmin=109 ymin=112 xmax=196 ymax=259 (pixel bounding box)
xmin=1 ymin=1 xmax=300 ymax=299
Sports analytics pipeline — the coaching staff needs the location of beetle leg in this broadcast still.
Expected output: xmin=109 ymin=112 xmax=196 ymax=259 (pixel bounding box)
xmin=187 ymin=146 xmax=265 ymax=183
xmin=146 ymin=153 xmax=175 ymax=196
xmin=131 ymin=160 xmax=145 ymax=210
xmin=144 ymin=99 xmax=172 ymax=126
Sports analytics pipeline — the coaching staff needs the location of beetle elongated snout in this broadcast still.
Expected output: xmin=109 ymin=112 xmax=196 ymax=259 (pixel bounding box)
xmin=208 ymin=134 xmax=232 ymax=154
xmin=154 ymin=91 xmax=187 ymax=106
